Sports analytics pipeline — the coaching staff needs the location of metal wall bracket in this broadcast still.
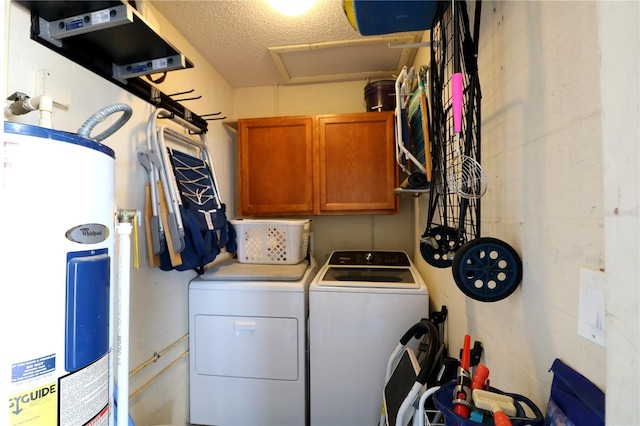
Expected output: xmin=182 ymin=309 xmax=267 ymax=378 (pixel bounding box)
xmin=16 ymin=0 xmax=209 ymax=133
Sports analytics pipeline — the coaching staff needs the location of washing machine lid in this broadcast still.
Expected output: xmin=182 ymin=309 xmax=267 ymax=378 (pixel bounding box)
xmin=327 ymin=250 xmax=411 ymax=267
xmin=318 ymin=266 xmax=419 ymax=289
xmin=316 ymin=250 xmax=419 ymax=289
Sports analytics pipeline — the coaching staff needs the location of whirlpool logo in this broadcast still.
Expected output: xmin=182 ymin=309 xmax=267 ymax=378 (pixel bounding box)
xmin=65 ymin=223 xmax=110 ymax=244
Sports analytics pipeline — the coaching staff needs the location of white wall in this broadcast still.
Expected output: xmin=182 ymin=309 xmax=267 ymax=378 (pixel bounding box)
xmin=413 ymin=1 xmax=639 ymax=422
xmin=598 ymin=1 xmax=640 ymax=423
xmin=4 ymin=1 xmax=235 ymax=424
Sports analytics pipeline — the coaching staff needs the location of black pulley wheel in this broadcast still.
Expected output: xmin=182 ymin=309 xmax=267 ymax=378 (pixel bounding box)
xmin=420 ymin=226 xmax=461 ymax=268
xmin=452 ymin=237 xmax=523 ymax=302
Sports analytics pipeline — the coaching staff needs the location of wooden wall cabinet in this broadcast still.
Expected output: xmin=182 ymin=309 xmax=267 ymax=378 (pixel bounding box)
xmin=238 ymin=115 xmax=314 ymax=215
xmin=238 ymin=112 xmax=398 ymax=216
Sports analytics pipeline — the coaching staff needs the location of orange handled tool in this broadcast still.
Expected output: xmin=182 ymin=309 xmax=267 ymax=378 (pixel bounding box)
xmin=494 ymin=411 xmax=513 ymax=426
xmin=472 ymin=364 xmax=490 ymax=391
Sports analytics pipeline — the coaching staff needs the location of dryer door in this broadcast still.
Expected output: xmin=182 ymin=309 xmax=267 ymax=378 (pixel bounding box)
xmin=194 ymin=315 xmax=299 ymax=380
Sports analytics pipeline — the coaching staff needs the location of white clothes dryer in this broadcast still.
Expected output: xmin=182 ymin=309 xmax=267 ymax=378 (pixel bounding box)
xmin=309 ymin=251 xmax=429 ymax=426
xmin=189 ymin=257 xmax=317 ymax=426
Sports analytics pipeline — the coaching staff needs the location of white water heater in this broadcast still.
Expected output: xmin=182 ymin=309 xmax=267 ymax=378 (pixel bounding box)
xmin=4 ymin=122 xmax=116 ymax=426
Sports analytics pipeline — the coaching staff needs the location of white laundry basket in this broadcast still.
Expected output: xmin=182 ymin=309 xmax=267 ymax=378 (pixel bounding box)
xmin=230 ymin=219 xmax=310 ymax=264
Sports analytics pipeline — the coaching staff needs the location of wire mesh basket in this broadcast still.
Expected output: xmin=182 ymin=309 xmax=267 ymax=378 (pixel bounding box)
xmin=424 ymin=409 xmax=446 ymax=426
xmin=420 ymin=0 xmax=483 ymax=269
xmin=428 ymin=381 xmax=545 ymax=426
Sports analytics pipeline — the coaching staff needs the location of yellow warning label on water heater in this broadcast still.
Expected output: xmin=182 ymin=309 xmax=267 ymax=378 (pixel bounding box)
xmin=9 ymin=382 xmax=57 ymax=426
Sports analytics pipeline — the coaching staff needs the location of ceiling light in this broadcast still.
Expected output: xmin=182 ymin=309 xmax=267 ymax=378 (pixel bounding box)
xmin=268 ymin=0 xmax=315 ymax=17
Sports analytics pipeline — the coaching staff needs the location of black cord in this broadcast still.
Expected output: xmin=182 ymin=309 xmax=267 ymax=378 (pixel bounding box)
xmin=146 ymin=72 xmax=167 ymax=84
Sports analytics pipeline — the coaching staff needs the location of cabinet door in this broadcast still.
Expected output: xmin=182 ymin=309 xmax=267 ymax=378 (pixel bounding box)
xmin=315 ymin=112 xmax=398 ymax=214
xmin=238 ymin=116 xmax=314 ymax=216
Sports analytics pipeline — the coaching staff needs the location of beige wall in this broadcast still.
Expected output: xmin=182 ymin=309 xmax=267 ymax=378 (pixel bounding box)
xmin=235 ymin=1 xmax=640 ymax=422
xmin=233 ymin=80 xmax=366 ymax=118
xmin=415 ymin=0 xmax=605 ymax=407
xmin=412 ymin=1 xmax=639 ymax=423
xmin=233 ymin=81 xmax=415 ymax=264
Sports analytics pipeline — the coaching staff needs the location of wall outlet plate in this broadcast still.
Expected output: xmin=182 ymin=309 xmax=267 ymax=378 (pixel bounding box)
xmin=577 ymin=267 xmax=606 ymax=347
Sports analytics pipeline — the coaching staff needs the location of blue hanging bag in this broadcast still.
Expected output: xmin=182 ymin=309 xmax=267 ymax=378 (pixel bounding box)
xmin=545 ymin=358 xmax=605 ymax=426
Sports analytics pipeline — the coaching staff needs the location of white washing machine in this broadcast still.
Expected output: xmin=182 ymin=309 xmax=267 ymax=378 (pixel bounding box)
xmin=189 ymin=257 xmax=318 ymax=426
xmin=309 ymin=251 xmax=429 ymax=426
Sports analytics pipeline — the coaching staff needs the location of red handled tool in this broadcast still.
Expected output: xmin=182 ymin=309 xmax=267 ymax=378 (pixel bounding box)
xmin=453 ymin=334 xmax=472 ymax=418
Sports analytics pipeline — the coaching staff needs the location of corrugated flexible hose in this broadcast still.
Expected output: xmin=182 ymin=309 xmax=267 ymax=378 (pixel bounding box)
xmin=77 ymin=103 xmax=132 ymax=141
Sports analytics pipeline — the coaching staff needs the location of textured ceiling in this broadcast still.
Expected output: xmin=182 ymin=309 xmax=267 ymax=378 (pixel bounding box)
xmin=148 ymin=0 xmax=423 ymax=88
